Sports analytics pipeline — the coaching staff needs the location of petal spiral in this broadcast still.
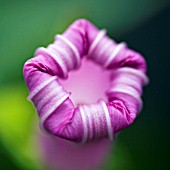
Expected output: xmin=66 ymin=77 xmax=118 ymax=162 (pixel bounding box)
xmin=23 ymin=19 xmax=148 ymax=143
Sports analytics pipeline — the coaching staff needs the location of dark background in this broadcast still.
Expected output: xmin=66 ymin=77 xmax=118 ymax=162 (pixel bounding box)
xmin=0 ymin=0 xmax=170 ymax=169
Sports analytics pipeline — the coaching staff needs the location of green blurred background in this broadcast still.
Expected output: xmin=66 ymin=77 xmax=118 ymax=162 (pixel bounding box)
xmin=0 ymin=0 xmax=170 ymax=169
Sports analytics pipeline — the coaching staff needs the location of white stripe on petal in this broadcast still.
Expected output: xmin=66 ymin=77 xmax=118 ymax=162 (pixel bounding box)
xmin=40 ymin=92 xmax=70 ymax=130
xmin=104 ymin=42 xmax=126 ymax=67
xmin=56 ymin=35 xmax=80 ymax=67
xmin=112 ymin=67 xmax=149 ymax=85
xmin=28 ymin=76 xmax=57 ymax=100
xmin=79 ymin=106 xmax=88 ymax=144
xmin=88 ymin=29 xmax=106 ymax=58
xmin=100 ymin=100 xmax=113 ymax=141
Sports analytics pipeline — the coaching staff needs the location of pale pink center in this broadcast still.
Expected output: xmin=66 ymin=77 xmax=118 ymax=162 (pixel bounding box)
xmin=59 ymin=58 xmax=111 ymax=105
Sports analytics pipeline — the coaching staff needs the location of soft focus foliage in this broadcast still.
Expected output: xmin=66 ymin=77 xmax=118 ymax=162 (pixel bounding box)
xmin=0 ymin=84 xmax=42 ymax=170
